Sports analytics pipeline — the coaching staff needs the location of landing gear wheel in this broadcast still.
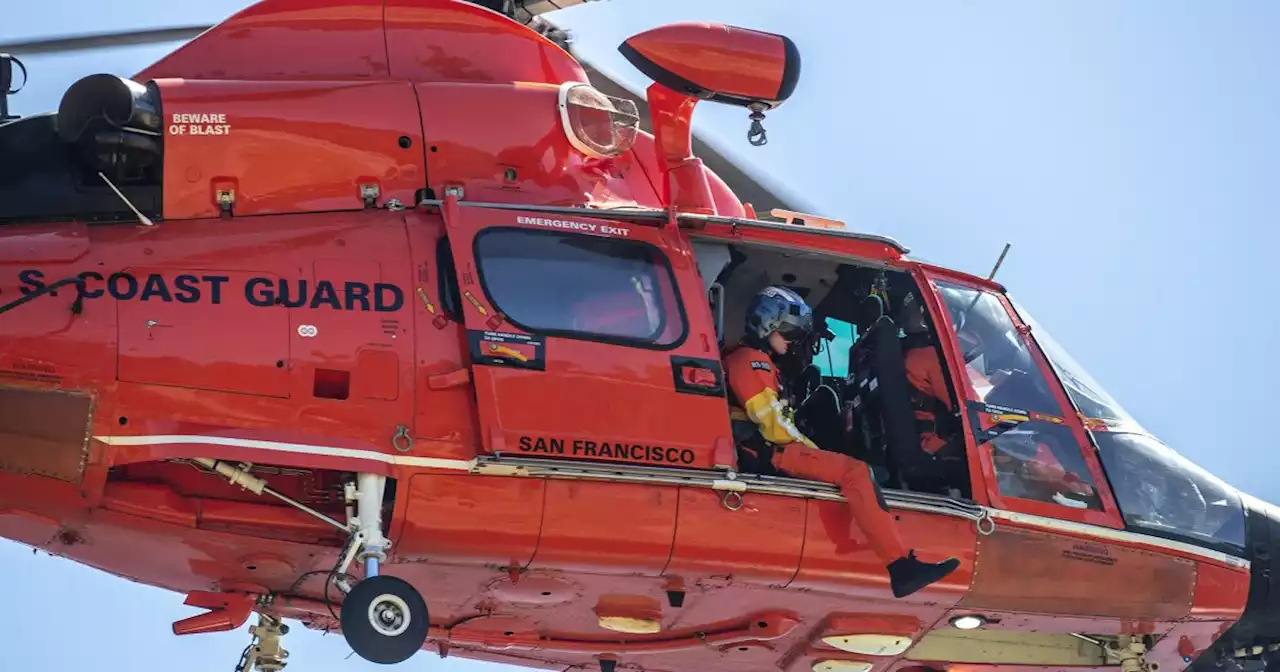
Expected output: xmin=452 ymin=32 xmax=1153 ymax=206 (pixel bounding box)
xmin=340 ymin=575 xmax=429 ymax=664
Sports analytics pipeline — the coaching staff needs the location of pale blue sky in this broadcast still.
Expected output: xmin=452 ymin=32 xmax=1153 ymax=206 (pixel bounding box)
xmin=3 ymin=1 xmax=1277 ymax=670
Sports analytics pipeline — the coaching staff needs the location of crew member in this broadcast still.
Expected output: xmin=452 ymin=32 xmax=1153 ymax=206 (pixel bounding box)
xmin=897 ymin=292 xmax=970 ymax=495
xmin=724 ymin=286 xmax=961 ymax=599
xmin=900 ymin=292 xmax=956 ymax=455
xmin=901 ymin=293 xmax=1094 ymax=503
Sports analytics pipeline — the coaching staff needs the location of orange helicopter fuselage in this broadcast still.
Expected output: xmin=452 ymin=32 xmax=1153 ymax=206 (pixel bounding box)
xmin=0 ymin=2 xmax=1262 ymax=672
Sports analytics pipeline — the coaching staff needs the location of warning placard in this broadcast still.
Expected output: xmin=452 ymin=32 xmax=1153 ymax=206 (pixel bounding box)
xmin=169 ymin=113 xmax=231 ymax=136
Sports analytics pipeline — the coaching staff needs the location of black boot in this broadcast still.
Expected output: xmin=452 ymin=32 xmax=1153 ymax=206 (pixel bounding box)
xmin=887 ymin=551 xmax=960 ymax=598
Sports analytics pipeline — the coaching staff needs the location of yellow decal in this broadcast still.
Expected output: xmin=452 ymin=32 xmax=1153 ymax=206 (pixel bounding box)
xmin=487 ymin=344 xmax=529 ymax=362
xmin=416 ymin=287 xmax=437 ymax=314
xmin=463 ymin=290 xmax=489 ymax=316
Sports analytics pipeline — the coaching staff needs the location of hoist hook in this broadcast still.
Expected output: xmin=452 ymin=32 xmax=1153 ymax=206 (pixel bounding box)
xmin=747 ymin=107 xmax=768 ymax=147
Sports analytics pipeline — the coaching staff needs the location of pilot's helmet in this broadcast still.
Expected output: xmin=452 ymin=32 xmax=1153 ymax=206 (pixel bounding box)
xmin=900 ymin=292 xmax=928 ymax=335
xmin=935 ymin=286 xmax=981 ymax=353
xmin=746 ymin=286 xmax=813 ymax=343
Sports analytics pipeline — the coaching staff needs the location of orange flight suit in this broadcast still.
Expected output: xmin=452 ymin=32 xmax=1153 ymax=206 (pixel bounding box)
xmin=908 ymin=345 xmax=1094 ymax=501
xmin=903 ymin=344 xmax=953 ymax=455
xmin=995 ymin=442 xmax=1096 ymax=500
xmin=724 ymin=344 xmax=908 ymax=565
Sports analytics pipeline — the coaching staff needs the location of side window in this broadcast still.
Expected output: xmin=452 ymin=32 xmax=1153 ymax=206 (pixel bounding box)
xmin=474 ymin=228 xmax=687 ymax=348
xmin=934 ymin=280 xmax=1103 ymax=511
xmin=815 ymin=317 xmax=856 ymax=379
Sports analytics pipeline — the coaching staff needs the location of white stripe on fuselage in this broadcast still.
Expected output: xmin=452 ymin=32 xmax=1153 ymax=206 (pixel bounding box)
xmin=94 ymin=434 xmax=476 ymax=471
xmin=94 ymin=434 xmax=1250 ymax=570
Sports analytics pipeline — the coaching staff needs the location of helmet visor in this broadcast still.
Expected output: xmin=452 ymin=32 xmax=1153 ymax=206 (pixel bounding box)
xmin=775 ymin=314 xmax=813 ymax=343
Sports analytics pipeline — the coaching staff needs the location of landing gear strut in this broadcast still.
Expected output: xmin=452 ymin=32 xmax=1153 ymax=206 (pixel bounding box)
xmin=191 ymin=461 xmax=430 ymax=666
xmin=332 ymin=473 xmax=430 ymax=664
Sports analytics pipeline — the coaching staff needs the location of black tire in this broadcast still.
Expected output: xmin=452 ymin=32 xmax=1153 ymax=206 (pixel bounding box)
xmin=340 ymin=575 xmax=429 ymax=665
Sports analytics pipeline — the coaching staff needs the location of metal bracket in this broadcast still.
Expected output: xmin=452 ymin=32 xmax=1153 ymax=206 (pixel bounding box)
xmin=1 ymin=53 xmax=26 ymax=122
xmin=720 ymin=490 xmax=744 ymax=511
xmin=360 ymin=183 xmax=380 ymax=208
xmin=1111 ymin=635 xmax=1153 ymax=672
xmin=392 ymin=425 xmax=413 ymax=452
xmin=442 ymin=186 xmax=464 ymax=228
xmin=216 ymin=190 xmax=235 ymax=216
xmin=747 ymin=104 xmax=768 ymax=146
xmin=238 ymin=614 xmax=290 ymax=672
xmin=975 ymin=509 xmax=996 ymax=536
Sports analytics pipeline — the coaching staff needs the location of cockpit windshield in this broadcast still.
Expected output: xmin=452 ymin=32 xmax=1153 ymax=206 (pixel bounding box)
xmin=935 ymin=282 xmax=1061 ymax=415
xmin=1007 ymin=297 xmax=1140 ymax=430
xmin=1006 ymin=296 xmax=1246 ymax=552
xmin=1093 ymin=432 xmax=1245 ymax=550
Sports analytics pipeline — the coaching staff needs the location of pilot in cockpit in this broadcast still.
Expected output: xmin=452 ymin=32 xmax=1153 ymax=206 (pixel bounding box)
xmin=723 ymin=285 xmax=960 ymax=598
xmin=898 ymin=292 xmax=967 ymax=494
xmin=938 ymin=286 xmax=1058 ymax=415
xmin=933 ymin=285 xmax=1100 ymax=507
xmin=900 ymin=292 xmax=957 ymax=453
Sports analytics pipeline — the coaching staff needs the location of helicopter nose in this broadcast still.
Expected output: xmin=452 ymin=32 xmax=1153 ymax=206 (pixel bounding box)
xmin=1193 ymin=498 xmax=1280 ymax=672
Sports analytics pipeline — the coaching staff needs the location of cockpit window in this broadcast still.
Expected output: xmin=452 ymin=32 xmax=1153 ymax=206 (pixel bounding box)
xmin=934 ymin=280 xmax=1103 ymax=511
xmin=1094 ymin=432 xmax=1246 ymax=551
xmin=1006 ymin=296 xmax=1140 ymax=430
xmin=935 ymin=282 xmax=1060 ymax=415
xmin=1005 ymin=296 xmax=1245 ymax=551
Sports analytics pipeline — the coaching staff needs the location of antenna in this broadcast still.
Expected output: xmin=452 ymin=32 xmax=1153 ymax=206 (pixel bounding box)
xmin=959 ymin=242 xmax=1013 ymax=319
xmin=98 ymin=172 xmax=155 ymax=226
xmin=1 ymin=53 xmax=27 ymax=122
xmin=987 ymin=242 xmax=1011 ymax=280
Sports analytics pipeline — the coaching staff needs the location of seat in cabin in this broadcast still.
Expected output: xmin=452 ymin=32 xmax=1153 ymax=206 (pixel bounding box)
xmin=792 ymin=356 xmax=844 ymax=455
xmin=844 ymin=296 xmax=924 ymax=486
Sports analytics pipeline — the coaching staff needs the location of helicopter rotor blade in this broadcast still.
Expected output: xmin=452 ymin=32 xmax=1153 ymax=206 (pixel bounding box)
xmin=0 ymin=26 xmax=212 ymax=57
xmin=0 ymin=1 xmax=600 ymax=57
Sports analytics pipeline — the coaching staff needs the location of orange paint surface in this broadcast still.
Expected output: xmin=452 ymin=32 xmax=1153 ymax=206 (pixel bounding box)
xmin=0 ymin=3 xmax=1256 ymax=672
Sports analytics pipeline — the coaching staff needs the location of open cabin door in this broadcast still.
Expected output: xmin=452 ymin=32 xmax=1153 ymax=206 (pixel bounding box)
xmin=438 ymin=202 xmax=735 ymax=471
xmin=914 ymin=266 xmax=1126 ymax=530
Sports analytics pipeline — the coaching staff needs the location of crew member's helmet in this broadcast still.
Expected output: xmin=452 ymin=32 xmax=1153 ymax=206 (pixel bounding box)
xmin=745 ymin=286 xmax=813 ymax=343
xmin=900 ymin=291 xmax=929 ymax=335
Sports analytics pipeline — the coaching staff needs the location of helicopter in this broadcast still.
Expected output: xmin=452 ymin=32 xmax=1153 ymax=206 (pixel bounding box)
xmin=2 ymin=2 xmax=1280 ymax=672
